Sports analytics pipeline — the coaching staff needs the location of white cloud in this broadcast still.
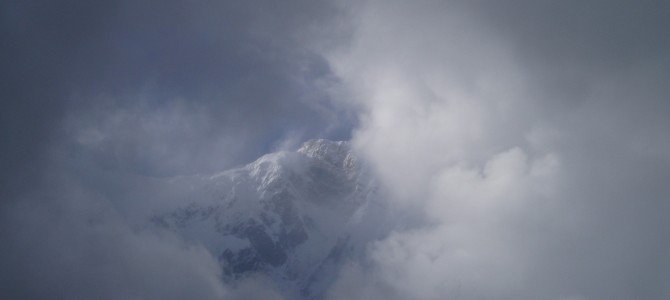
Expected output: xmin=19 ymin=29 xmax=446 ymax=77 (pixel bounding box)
xmin=325 ymin=1 xmax=670 ymax=299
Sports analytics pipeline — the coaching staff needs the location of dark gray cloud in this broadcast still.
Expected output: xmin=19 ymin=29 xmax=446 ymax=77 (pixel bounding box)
xmin=2 ymin=0 xmax=354 ymax=181
xmin=1 ymin=1 xmax=351 ymax=298
xmin=1 ymin=181 xmax=226 ymax=299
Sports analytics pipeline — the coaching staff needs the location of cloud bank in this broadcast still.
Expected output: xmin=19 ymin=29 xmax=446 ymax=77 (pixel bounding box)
xmin=2 ymin=0 xmax=670 ymax=299
xmin=325 ymin=1 xmax=670 ymax=299
xmin=1 ymin=1 xmax=349 ymax=298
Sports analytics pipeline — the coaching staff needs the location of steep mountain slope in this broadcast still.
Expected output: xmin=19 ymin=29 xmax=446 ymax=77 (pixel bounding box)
xmin=152 ymin=139 xmax=385 ymax=298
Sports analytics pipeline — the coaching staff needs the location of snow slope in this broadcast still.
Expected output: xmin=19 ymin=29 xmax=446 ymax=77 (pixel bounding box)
xmin=152 ymin=139 xmax=386 ymax=299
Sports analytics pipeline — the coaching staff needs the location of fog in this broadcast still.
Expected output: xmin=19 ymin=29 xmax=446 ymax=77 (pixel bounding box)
xmin=2 ymin=1 xmax=669 ymax=299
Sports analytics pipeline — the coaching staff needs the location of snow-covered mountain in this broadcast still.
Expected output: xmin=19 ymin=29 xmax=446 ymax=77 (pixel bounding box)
xmin=152 ymin=139 xmax=387 ymax=299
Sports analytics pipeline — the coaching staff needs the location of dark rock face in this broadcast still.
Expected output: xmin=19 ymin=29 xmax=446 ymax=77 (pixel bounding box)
xmin=221 ymin=221 xmax=288 ymax=274
xmin=221 ymin=248 xmax=261 ymax=275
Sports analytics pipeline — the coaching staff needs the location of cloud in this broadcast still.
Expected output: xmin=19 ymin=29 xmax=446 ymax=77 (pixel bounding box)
xmin=1 ymin=0 xmax=355 ymax=184
xmin=1 ymin=176 xmax=222 ymax=299
xmin=2 ymin=0 xmax=669 ymax=299
xmin=325 ymin=0 xmax=670 ymax=299
xmin=0 ymin=1 xmax=347 ymax=298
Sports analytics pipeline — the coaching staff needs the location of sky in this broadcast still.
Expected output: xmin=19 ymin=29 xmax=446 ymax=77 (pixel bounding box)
xmin=2 ymin=1 xmax=670 ymax=299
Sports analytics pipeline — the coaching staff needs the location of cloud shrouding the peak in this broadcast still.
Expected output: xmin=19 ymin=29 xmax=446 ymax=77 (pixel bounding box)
xmin=2 ymin=0 xmax=670 ymax=299
xmin=1 ymin=1 xmax=349 ymax=298
xmin=325 ymin=1 xmax=670 ymax=299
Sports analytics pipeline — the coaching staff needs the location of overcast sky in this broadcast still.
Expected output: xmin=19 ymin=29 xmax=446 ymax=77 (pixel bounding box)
xmin=2 ymin=1 xmax=670 ymax=299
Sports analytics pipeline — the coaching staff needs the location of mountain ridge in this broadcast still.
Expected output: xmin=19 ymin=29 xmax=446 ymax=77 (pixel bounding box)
xmin=152 ymin=139 xmax=385 ymax=299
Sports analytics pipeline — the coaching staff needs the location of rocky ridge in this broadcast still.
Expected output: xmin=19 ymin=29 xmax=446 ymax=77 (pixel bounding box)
xmin=152 ymin=139 xmax=384 ymax=299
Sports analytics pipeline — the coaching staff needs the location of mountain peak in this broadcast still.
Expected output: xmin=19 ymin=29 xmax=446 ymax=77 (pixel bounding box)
xmin=298 ymin=139 xmax=351 ymax=167
xmin=153 ymin=138 xmax=377 ymax=299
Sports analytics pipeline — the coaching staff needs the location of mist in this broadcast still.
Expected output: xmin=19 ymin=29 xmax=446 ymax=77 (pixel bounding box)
xmin=2 ymin=1 xmax=670 ymax=299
